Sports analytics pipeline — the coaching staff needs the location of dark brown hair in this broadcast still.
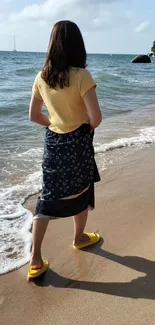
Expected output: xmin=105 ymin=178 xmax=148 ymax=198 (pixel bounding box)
xmin=41 ymin=20 xmax=87 ymax=89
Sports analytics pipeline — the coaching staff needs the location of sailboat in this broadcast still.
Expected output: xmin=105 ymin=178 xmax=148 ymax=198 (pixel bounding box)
xmin=13 ymin=35 xmax=17 ymax=52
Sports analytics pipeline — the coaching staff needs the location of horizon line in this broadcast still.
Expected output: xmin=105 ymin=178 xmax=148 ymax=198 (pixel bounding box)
xmin=0 ymin=50 xmax=140 ymax=55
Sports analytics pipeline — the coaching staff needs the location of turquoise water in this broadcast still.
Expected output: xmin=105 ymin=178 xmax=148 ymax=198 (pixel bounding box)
xmin=0 ymin=51 xmax=155 ymax=274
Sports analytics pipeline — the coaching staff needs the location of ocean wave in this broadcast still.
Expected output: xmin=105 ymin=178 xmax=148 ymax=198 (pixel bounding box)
xmin=98 ymin=107 xmax=133 ymax=118
xmin=95 ymin=127 xmax=155 ymax=154
xmin=98 ymin=70 xmax=155 ymax=88
xmin=0 ymin=171 xmax=41 ymax=275
xmin=15 ymin=67 xmax=37 ymax=76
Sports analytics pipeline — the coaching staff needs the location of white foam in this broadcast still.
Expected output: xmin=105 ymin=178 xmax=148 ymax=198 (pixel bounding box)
xmin=95 ymin=127 xmax=155 ymax=154
xmin=111 ymin=72 xmax=153 ymax=86
xmin=16 ymin=148 xmax=43 ymax=159
xmin=0 ymin=170 xmax=42 ymax=275
xmin=0 ymin=207 xmax=32 ymax=275
xmin=0 ymin=173 xmax=41 ymax=216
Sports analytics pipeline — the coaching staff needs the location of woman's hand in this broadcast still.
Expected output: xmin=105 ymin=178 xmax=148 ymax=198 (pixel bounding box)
xmin=29 ymin=95 xmax=50 ymax=127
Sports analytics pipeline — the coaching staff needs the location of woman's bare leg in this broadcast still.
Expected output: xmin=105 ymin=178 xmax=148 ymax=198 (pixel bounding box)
xmin=30 ymin=217 xmax=49 ymax=266
xmin=73 ymin=209 xmax=90 ymax=245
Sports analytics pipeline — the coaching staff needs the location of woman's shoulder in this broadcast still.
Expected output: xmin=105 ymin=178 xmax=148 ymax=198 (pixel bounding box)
xmin=34 ymin=71 xmax=46 ymax=87
xmin=70 ymin=67 xmax=93 ymax=80
xmin=71 ymin=67 xmax=91 ymax=74
xmin=35 ymin=71 xmax=42 ymax=80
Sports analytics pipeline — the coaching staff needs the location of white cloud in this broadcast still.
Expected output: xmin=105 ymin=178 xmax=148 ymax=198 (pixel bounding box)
xmin=92 ymin=11 xmax=111 ymax=28
xmin=1 ymin=0 xmax=133 ymax=41
xmin=8 ymin=0 xmax=127 ymax=26
xmin=9 ymin=0 xmax=73 ymax=23
xmin=0 ymin=14 xmax=4 ymax=21
xmin=135 ymin=21 xmax=150 ymax=33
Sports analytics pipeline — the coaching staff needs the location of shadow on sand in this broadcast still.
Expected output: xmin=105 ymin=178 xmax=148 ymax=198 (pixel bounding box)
xmin=32 ymin=239 xmax=155 ymax=300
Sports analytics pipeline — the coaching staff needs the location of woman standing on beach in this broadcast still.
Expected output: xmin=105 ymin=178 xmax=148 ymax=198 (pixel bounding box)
xmin=28 ymin=20 xmax=102 ymax=279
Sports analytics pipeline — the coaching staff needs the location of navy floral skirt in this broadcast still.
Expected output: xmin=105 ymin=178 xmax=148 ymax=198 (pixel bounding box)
xmin=35 ymin=124 xmax=100 ymax=218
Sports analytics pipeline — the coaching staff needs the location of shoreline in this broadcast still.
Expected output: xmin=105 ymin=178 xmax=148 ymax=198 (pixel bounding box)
xmin=1 ymin=144 xmax=155 ymax=324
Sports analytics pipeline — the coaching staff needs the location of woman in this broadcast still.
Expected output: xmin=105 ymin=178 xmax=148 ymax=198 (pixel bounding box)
xmin=28 ymin=20 xmax=102 ymax=279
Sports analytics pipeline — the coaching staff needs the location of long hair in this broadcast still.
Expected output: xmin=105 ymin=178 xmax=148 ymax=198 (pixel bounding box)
xmin=41 ymin=20 xmax=87 ymax=89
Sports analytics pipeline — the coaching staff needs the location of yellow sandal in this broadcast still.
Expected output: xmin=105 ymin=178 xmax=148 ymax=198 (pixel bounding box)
xmin=27 ymin=260 xmax=49 ymax=280
xmin=73 ymin=233 xmax=101 ymax=250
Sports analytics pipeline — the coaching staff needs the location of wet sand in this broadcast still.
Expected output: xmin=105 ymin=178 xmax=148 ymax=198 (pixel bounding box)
xmin=1 ymin=145 xmax=155 ymax=325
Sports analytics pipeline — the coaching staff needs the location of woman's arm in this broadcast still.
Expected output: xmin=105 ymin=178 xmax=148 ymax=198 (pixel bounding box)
xmin=83 ymin=88 xmax=102 ymax=129
xmin=29 ymin=95 xmax=50 ymax=127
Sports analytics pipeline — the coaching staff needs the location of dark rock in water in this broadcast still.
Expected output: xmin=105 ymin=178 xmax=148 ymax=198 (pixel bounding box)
xmin=131 ymin=55 xmax=151 ymax=63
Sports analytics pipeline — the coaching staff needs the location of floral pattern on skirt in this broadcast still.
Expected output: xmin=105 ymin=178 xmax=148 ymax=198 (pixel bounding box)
xmin=35 ymin=124 xmax=100 ymax=218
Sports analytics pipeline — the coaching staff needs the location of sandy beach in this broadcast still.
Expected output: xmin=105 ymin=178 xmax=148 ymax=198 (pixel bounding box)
xmin=1 ymin=145 xmax=155 ymax=325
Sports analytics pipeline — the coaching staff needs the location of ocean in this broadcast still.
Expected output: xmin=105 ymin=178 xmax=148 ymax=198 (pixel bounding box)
xmin=0 ymin=52 xmax=155 ymax=275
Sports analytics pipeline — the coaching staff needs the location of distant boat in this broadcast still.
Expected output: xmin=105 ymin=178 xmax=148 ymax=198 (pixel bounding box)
xmin=13 ymin=35 xmax=17 ymax=52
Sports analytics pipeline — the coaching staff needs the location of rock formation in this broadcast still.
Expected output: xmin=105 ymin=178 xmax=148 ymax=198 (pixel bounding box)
xmin=131 ymin=55 xmax=151 ymax=63
xmin=151 ymin=41 xmax=155 ymax=56
xmin=148 ymin=41 xmax=155 ymax=57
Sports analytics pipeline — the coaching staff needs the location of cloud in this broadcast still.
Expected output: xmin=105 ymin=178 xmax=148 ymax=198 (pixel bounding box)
xmin=0 ymin=0 xmax=139 ymax=52
xmin=9 ymin=0 xmax=73 ymax=23
xmin=8 ymin=0 xmax=127 ymax=25
xmin=92 ymin=11 xmax=112 ymax=28
xmin=3 ymin=0 xmax=132 ymax=39
xmin=135 ymin=21 xmax=150 ymax=33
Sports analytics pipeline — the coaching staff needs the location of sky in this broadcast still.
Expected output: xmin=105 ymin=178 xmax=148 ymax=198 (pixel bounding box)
xmin=0 ymin=0 xmax=155 ymax=54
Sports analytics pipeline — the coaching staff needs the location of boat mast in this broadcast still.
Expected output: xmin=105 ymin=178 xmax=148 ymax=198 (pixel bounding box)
xmin=13 ymin=35 xmax=16 ymax=52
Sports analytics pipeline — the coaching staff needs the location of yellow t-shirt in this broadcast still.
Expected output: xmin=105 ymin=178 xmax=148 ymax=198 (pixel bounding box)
xmin=32 ymin=67 xmax=96 ymax=134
